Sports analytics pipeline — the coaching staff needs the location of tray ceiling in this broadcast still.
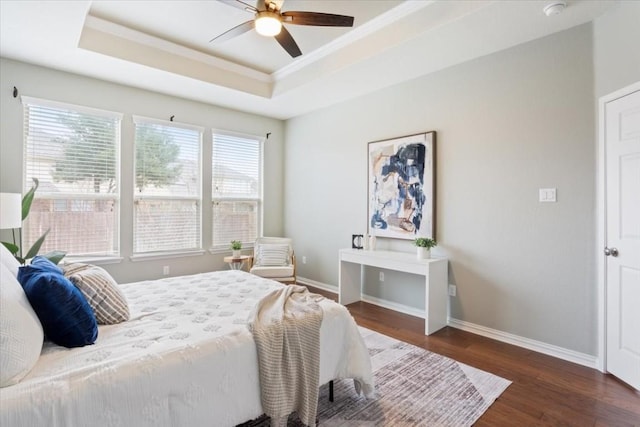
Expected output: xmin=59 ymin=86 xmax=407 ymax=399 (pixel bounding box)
xmin=0 ymin=1 xmax=616 ymax=119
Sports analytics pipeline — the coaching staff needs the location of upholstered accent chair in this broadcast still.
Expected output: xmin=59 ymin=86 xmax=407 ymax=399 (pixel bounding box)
xmin=248 ymin=237 xmax=296 ymax=285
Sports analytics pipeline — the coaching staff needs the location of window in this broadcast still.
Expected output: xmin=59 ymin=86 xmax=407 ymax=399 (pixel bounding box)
xmin=212 ymin=131 xmax=263 ymax=250
xmin=22 ymin=97 xmax=121 ymax=257
xmin=133 ymin=116 xmax=202 ymax=255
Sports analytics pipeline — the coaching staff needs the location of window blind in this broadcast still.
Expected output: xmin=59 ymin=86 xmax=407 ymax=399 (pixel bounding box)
xmin=133 ymin=117 xmax=202 ymax=254
xmin=212 ymin=132 xmax=262 ymax=249
xmin=22 ymin=97 xmax=121 ymax=257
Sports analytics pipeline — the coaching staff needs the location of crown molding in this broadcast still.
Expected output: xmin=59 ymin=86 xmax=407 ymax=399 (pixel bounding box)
xmin=272 ymin=1 xmax=434 ymax=81
xmin=83 ymin=14 xmax=272 ymax=83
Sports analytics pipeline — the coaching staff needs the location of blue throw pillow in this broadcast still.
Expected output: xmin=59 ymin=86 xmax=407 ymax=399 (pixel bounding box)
xmin=18 ymin=259 xmax=98 ymax=348
xmin=17 ymin=255 xmax=63 ymax=283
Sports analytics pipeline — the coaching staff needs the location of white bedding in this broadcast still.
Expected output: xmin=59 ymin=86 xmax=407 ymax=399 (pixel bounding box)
xmin=0 ymin=270 xmax=373 ymax=427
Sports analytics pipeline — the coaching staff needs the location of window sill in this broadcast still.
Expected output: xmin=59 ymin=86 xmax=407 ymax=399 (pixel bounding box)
xmin=130 ymin=250 xmax=205 ymax=262
xmin=209 ymin=246 xmax=254 ymax=255
xmin=62 ymin=256 xmax=124 ymax=266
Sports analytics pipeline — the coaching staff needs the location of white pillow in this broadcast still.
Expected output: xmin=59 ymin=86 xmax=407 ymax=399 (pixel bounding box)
xmin=256 ymin=243 xmax=290 ymax=266
xmin=0 ymin=263 xmax=44 ymax=388
xmin=0 ymin=243 xmax=20 ymax=278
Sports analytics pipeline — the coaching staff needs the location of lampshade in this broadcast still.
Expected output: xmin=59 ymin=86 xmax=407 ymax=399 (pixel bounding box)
xmin=255 ymin=12 xmax=282 ymax=37
xmin=0 ymin=193 xmax=22 ymax=229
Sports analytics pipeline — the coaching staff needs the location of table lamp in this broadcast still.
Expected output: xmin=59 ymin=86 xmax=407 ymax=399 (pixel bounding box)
xmin=0 ymin=193 xmax=22 ymax=229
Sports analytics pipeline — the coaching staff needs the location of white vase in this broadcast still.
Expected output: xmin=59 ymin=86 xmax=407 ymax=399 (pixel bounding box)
xmin=369 ymin=235 xmax=377 ymax=251
xmin=232 ymin=250 xmax=241 ymax=258
xmin=417 ymin=247 xmax=430 ymax=260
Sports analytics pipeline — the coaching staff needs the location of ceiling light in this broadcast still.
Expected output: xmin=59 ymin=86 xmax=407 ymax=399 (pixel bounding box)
xmin=543 ymin=1 xmax=567 ymax=16
xmin=255 ymin=12 xmax=282 ymax=37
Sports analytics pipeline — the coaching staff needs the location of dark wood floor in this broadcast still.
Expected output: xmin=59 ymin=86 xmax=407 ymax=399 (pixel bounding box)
xmin=307 ymin=286 xmax=640 ymax=426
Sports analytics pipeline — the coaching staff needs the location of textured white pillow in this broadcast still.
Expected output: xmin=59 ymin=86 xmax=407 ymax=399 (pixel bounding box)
xmin=256 ymin=243 xmax=290 ymax=266
xmin=0 ymin=243 xmax=20 ymax=278
xmin=0 ymin=263 xmax=44 ymax=388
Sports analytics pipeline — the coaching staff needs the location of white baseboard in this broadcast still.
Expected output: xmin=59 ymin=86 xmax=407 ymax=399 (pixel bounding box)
xmin=447 ymin=318 xmax=598 ymax=369
xmin=297 ymin=276 xmax=599 ymax=370
xmin=298 ymin=277 xmax=425 ymax=318
xmin=297 ymin=276 xmax=338 ymax=293
xmin=360 ymin=295 xmax=425 ymax=319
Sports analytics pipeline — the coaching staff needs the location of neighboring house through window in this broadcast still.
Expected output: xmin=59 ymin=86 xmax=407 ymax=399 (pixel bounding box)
xmin=132 ymin=116 xmax=202 ymax=255
xmin=22 ymin=97 xmax=122 ymax=257
xmin=21 ymin=98 xmax=260 ymax=259
xmin=211 ymin=131 xmax=263 ymax=250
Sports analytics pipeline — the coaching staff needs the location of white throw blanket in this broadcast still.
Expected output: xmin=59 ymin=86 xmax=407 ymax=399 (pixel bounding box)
xmin=247 ymin=285 xmax=324 ymax=427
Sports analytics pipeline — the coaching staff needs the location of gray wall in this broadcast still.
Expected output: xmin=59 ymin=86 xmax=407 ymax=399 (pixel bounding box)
xmin=0 ymin=58 xmax=285 ymax=283
xmin=285 ymin=24 xmax=597 ymax=355
xmin=1 ymin=3 xmax=636 ymax=358
xmin=593 ymin=1 xmax=640 ymax=98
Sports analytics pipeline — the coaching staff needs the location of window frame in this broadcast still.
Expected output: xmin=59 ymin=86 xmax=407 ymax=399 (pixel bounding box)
xmin=21 ymin=96 xmax=122 ymax=260
xmin=210 ymin=129 xmax=264 ymax=252
xmin=131 ymin=115 xmax=204 ymax=257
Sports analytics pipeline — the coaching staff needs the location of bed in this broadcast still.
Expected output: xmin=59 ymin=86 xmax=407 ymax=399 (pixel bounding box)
xmin=0 ymin=263 xmax=374 ymax=426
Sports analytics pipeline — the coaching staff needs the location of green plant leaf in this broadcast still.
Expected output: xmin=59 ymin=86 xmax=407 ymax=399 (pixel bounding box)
xmin=414 ymin=237 xmax=437 ymax=248
xmin=1 ymin=241 xmax=19 ymax=255
xmin=41 ymin=250 xmax=67 ymax=265
xmin=22 ymin=177 xmax=39 ymax=221
xmin=24 ymin=228 xmax=50 ymax=260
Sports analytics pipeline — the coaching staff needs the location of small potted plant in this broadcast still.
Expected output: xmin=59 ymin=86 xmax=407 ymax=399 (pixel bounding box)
xmin=230 ymin=240 xmax=242 ymax=258
xmin=414 ymin=237 xmax=437 ymax=260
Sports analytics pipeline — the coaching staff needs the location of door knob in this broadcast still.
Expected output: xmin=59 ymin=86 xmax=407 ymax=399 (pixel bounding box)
xmin=604 ymin=247 xmax=619 ymax=257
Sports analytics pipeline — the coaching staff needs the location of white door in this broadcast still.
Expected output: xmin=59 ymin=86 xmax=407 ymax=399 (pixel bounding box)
xmin=604 ymin=86 xmax=640 ymax=390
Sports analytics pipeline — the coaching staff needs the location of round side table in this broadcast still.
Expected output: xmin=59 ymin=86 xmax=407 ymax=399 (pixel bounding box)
xmin=223 ymin=255 xmax=252 ymax=271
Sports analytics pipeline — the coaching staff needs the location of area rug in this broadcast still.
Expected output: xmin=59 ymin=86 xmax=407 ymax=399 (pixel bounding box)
xmin=239 ymin=327 xmax=511 ymax=426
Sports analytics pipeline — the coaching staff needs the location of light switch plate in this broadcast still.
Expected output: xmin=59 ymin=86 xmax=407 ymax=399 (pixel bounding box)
xmin=539 ymin=188 xmax=557 ymax=202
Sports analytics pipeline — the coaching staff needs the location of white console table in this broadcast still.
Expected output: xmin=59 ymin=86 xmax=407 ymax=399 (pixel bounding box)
xmin=338 ymin=248 xmax=448 ymax=335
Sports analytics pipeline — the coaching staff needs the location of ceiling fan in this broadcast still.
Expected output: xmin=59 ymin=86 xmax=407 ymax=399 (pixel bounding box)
xmin=211 ymin=0 xmax=355 ymax=58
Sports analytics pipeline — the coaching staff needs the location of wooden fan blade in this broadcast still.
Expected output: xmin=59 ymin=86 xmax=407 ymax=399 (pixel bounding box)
xmin=217 ymin=0 xmax=258 ymax=13
xmin=274 ymin=26 xmax=302 ymax=58
xmin=210 ymin=20 xmax=255 ymax=43
xmin=281 ymin=11 xmax=354 ymax=27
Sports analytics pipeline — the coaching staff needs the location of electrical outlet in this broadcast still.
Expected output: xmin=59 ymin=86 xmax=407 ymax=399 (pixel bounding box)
xmin=163 ymin=266 xmax=170 ymax=276
xmin=302 ymin=256 xmax=307 ymax=264
xmin=379 ymin=272 xmax=385 ymax=282
xmin=448 ymin=284 xmax=457 ymax=297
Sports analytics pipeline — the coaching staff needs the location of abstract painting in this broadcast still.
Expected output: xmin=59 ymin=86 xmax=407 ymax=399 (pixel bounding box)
xmin=368 ymin=132 xmax=436 ymax=240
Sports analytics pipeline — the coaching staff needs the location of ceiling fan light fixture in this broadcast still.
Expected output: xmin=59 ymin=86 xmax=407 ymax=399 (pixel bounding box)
xmin=255 ymin=11 xmax=282 ymax=37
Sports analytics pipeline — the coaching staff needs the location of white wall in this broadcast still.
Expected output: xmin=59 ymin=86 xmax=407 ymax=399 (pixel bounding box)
xmin=285 ymin=24 xmax=597 ymax=355
xmin=0 ymin=58 xmax=285 ymax=283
